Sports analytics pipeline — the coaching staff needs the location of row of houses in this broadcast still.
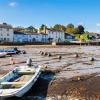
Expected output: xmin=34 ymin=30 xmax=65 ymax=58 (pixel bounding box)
xmin=0 ymin=23 xmax=72 ymax=43
xmin=1 ymin=23 xmax=100 ymax=44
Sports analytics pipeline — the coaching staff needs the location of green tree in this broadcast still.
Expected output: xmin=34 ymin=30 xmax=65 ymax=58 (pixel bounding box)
xmin=77 ymin=25 xmax=84 ymax=34
xmin=39 ymin=24 xmax=47 ymax=33
xmin=66 ymin=23 xmax=74 ymax=33
xmin=80 ymin=33 xmax=89 ymax=42
xmin=53 ymin=24 xmax=66 ymax=32
xmin=73 ymin=28 xmax=80 ymax=34
xmin=27 ymin=26 xmax=38 ymax=33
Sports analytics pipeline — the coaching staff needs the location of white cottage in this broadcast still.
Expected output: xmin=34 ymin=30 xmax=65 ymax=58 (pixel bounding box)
xmin=27 ymin=32 xmax=42 ymax=42
xmin=40 ymin=33 xmax=48 ymax=43
xmin=14 ymin=31 xmax=28 ymax=43
xmin=45 ymin=28 xmax=65 ymax=43
xmin=0 ymin=23 xmax=14 ymax=42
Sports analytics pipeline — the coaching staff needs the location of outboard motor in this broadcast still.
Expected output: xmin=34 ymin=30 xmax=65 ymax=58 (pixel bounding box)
xmin=26 ymin=58 xmax=32 ymax=67
xmin=13 ymin=47 xmax=18 ymax=51
xmin=13 ymin=47 xmax=20 ymax=54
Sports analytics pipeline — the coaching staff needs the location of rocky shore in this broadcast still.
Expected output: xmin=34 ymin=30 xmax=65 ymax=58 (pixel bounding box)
xmin=0 ymin=45 xmax=100 ymax=100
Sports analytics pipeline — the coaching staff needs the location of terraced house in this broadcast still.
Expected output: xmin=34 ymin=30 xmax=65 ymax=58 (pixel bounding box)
xmin=45 ymin=28 xmax=65 ymax=43
xmin=0 ymin=23 xmax=14 ymax=43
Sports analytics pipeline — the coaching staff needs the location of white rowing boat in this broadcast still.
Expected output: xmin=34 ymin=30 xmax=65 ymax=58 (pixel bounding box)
xmin=0 ymin=64 xmax=41 ymax=97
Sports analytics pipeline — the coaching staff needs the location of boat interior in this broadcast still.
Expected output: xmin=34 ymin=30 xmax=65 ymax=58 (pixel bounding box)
xmin=0 ymin=67 xmax=36 ymax=89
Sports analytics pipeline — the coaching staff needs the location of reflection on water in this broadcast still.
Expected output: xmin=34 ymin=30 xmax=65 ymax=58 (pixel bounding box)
xmin=1 ymin=72 xmax=54 ymax=100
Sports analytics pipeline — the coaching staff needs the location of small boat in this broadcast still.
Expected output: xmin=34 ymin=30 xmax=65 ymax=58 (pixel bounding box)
xmin=0 ymin=52 xmax=7 ymax=58
xmin=0 ymin=47 xmax=26 ymax=55
xmin=0 ymin=63 xmax=41 ymax=97
xmin=0 ymin=49 xmax=18 ymax=55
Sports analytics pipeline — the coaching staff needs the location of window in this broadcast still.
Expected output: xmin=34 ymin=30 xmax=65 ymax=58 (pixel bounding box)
xmin=7 ymin=34 xmax=9 ymax=36
xmin=4 ymin=38 xmax=6 ymax=41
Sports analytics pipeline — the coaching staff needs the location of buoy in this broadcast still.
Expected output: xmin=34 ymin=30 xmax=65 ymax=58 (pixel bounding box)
xmin=58 ymin=55 xmax=62 ymax=60
xmin=75 ymin=53 xmax=79 ymax=58
xmin=22 ymin=50 xmax=26 ymax=54
xmin=47 ymin=53 xmax=51 ymax=57
xmin=41 ymin=51 xmax=44 ymax=55
xmin=90 ymin=57 xmax=95 ymax=61
xmin=44 ymin=52 xmax=48 ymax=56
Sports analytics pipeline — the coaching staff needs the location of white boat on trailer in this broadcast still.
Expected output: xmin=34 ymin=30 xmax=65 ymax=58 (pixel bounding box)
xmin=0 ymin=60 xmax=41 ymax=98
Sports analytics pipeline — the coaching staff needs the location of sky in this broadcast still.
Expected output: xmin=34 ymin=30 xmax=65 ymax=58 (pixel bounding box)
xmin=0 ymin=0 xmax=100 ymax=32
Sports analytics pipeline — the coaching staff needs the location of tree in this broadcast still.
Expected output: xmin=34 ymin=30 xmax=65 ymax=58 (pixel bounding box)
xmin=66 ymin=23 xmax=74 ymax=33
xmin=80 ymin=33 xmax=89 ymax=42
xmin=67 ymin=23 xmax=74 ymax=28
xmin=39 ymin=24 xmax=47 ymax=33
xmin=53 ymin=24 xmax=66 ymax=32
xmin=27 ymin=26 xmax=38 ymax=33
xmin=73 ymin=28 xmax=80 ymax=34
xmin=61 ymin=25 xmax=66 ymax=32
xmin=77 ymin=25 xmax=84 ymax=34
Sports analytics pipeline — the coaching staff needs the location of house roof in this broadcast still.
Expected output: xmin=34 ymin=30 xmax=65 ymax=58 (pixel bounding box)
xmin=14 ymin=31 xmax=26 ymax=35
xmin=0 ymin=23 xmax=13 ymax=29
xmin=46 ymin=28 xmax=64 ymax=32
xmin=39 ymin=33 xmax=48 ymax=35
xmin=26 ymin=32 xmax=40 ymax=35
xmin=65 ymin=33 xmax=75 ymax=37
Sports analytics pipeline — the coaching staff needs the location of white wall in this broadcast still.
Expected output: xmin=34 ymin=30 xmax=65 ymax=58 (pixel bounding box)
xmin=27 ymin=33 xmax=42 ymax=42
xmin=47 ymin=30 xmax=65 ymax=43
xmin=14 ymin=34 xmax=28 ymax=43
xmin=0 ymin=28 xmax=14 ymax=42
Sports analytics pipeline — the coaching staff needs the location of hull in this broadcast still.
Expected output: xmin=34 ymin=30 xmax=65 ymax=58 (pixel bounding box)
xmin=0 ymin=52 xmax=7 ymax=57
xmin=0 ymin=65 xmax=41 ymax=98
xmin=0 ymin=50 xmax=17 ymax=55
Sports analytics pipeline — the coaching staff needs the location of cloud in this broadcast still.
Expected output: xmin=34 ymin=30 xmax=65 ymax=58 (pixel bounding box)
xmin=96 ymin=23 xmax=100 ymax=27
xmin=9 ymin=2 xmax=17 ymax=7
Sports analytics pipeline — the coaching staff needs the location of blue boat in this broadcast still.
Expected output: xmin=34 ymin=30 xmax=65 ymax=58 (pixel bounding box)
xmin=0 ymin=49 xmax=17 ymax=55
xmin=0 ymin=48 xmax=23 ymax=55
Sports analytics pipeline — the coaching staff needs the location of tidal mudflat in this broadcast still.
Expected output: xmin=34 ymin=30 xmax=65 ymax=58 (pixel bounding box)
xmin=0 ymin=45 xmax=100 ymax=100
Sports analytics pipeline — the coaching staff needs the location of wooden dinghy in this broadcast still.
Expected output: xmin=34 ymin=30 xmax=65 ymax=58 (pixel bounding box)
xmin=0 ymin=64 xmax=41 ymax=97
